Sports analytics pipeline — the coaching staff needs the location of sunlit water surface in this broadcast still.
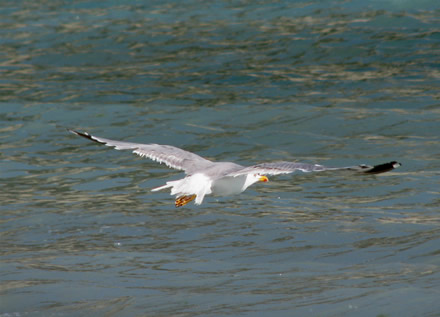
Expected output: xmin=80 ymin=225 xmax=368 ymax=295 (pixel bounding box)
xmin=1 ymin=1 xmax=440 ymax=316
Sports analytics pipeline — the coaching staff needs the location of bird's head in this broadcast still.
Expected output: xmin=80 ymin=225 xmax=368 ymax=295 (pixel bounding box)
xmin=258 ymin=174 xmax=269 ymax=183
xmin=242 ymin=173 xmax=269 ymax=191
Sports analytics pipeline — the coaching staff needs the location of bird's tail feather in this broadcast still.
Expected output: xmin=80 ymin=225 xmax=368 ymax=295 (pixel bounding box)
xmin=151 ymin=183 xmax=172 ymax=192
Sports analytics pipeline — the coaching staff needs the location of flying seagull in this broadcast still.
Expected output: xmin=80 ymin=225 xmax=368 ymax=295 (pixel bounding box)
xmin=70 ymin=130 xmax=401 ymax=207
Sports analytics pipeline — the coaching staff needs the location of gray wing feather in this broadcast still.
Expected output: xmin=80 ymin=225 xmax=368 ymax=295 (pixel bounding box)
xmin=70 ymin=130 xmax=213 ymax=174
xmin=227 ymin=161 xmax=401 ymax=177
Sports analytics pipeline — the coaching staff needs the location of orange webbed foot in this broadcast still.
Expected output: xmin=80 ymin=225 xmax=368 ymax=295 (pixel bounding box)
xmin=175 ymin=194 xmax=196 ymax=207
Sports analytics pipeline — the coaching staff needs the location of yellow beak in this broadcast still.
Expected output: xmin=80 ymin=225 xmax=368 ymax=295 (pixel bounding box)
xmin=259 ymin=175 xmax=269 ymax=182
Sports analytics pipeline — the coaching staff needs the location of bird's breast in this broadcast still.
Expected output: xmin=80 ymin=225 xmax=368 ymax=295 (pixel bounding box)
xmin=211 ymin=176 xmax=247 ymax=196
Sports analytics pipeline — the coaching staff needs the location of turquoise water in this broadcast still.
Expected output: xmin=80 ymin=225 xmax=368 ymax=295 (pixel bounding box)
xmin=1 ymin=1 xmax=440 ymax=316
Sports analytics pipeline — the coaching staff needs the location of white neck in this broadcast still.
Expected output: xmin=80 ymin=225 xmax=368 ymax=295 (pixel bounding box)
xmin=243 ymin=174 xmax=260 ymax=191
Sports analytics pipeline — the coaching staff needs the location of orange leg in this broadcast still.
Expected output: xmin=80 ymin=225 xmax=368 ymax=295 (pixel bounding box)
xmin=175 ymin=194 xmax=196 ymax=207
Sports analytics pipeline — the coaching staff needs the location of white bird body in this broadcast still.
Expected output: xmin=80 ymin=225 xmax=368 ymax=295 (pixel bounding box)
xmin=70 ymin=130 xmax=401 ymax=207
xmin=211 ymin=175 xmax=252 ymax=196
xmin=150 ymin=161 xmax=266 ymax=205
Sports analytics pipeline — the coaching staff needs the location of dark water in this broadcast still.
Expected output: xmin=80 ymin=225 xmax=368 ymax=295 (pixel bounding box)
xmin=1 ymin=1 xmax=440 ymax=316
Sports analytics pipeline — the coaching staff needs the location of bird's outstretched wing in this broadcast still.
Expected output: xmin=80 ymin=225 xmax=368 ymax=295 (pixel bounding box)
xmin=227 ymin=161 xmax=401 ymax=177
xmin=70 ymin=130 xmax=214 ymax=174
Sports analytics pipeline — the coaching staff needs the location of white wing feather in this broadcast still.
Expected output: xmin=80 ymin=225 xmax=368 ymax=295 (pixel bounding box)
xmin=227 ymin=161 xmax=401 ymax=177
xmin=70 ymin=130 xmax=213 ymax=174
xmin=71 ymin=131 xmax=401 ymax=177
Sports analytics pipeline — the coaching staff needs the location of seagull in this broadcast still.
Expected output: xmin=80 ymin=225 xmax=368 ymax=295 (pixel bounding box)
xmin=70 ymin=130 xmax=401 ymax=207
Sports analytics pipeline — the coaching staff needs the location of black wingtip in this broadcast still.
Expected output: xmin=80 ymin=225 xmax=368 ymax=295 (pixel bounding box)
xmin=363 ymin=161 xmax=402 ymax=174
xmin=69 ymin=129 xmax=105 ymax=145
xmin=68 ymin=129 xmax=81 ymax=136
